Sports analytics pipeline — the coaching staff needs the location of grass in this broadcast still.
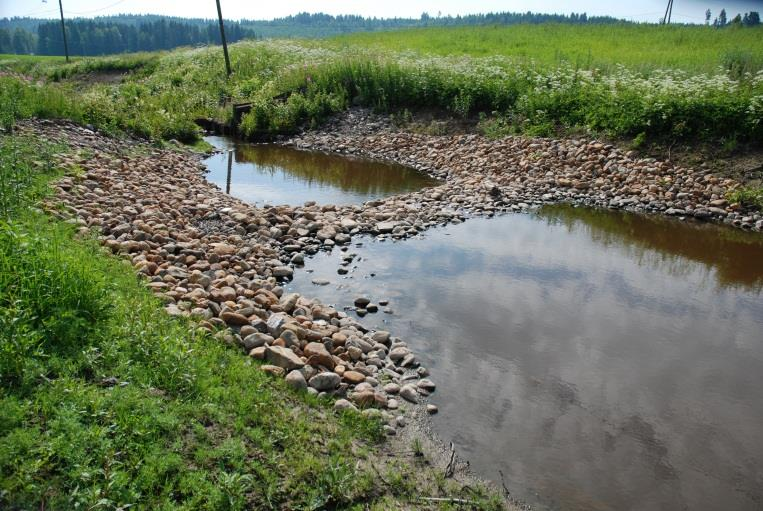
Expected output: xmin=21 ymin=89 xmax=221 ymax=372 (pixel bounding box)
xmin=1 ymin=24 xmax=761 ymax=152
xmin=330 ymin=23 xmax=763 ymax=75
xmin=727 ymin=186 xmax=763 ymax=209
xmin=0 ymin=131 xmax=504 ymax=509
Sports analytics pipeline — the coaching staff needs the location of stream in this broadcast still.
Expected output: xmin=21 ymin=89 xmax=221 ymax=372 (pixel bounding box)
xmin=204 ymin=138 xmax=763 ymax=511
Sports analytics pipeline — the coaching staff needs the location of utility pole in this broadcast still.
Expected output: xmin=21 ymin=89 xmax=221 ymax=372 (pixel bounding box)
xmin=58 ymin=0 xmax=69 ymax=62
xmin=215 ymin=0 xmax=232 ymax=77
xmin=662 ymin=0 xmax=674 ymax=24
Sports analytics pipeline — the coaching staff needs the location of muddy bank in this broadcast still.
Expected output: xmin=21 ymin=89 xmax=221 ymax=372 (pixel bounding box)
xmin=284 ymin=109 xmax=762 ymax=232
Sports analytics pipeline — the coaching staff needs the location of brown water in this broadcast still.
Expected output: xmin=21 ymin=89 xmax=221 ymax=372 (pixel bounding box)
xmin=202 ymin=136 xmax=439 ymax=205
xmin=288 ymin=206 xmax=763 ymax=511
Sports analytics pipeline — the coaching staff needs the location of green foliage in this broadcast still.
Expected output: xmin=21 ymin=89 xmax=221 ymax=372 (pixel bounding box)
xmin=4 ymin=26 xmax=763 ymax=147
xmin=727 ymin=186 xmax=763 ymax=209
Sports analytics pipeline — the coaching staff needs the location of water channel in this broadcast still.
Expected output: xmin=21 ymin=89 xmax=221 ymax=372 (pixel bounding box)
xmin=203 ymin=138 xmax=763 ymax=511
xmin=203 ymin=136 xmax=439 ymax=205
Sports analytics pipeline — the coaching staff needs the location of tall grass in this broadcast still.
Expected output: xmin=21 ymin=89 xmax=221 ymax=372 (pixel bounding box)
xmin=331 ymin=23 xmax=763 ymax=75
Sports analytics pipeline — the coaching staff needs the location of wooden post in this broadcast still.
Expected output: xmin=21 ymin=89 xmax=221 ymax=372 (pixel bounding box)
xmin=58 ymin=0 xmax=69 ymax=62
xmin=226 ymin=149 xmax=233 ymax=194
xmin=215 ymin=0 xmax=232 ymax=77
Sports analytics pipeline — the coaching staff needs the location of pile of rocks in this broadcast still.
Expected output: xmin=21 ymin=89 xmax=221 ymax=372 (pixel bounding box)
xmin=21 ymin=113 xmax=761 ymax=433
xmin=25 ymin=119 xmax=437 ymax=435
xmin=287 ymin=109 xmax=762 ymax=232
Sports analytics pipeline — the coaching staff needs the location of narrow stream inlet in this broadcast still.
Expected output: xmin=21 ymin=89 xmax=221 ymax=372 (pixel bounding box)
xmin=287 ymin=206 xmax=763 ymax=511
xmin=203 ymin=136 xmax=439 ymax=205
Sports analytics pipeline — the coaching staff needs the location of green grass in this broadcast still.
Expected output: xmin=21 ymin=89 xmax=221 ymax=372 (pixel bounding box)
xmin=331 ymin=23 xmax=763 ymax=75
xmin=727 ymin=186 xmax=763 ymax=209
xmin=2 ymin=24 xmax=761 ymax=149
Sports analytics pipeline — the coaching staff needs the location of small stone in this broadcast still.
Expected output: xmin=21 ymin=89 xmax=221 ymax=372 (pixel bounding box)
xmin=417 ymin=378 xmax=436 ymax=392
xmin=273 ymin=266 xmax=293 ymax=278
xmin=427 ymin=404 xmax=439 ymax=415
xmin=242 ymin=333 xmax=273 ymax=350
xmin=383 ymin=383 xmax=400 ymax=394
xmin=261 ymin=365 xmax=285 ymax=377
xmin=334 ymin=399 xmax=357 ymax=412
xmin=309 ymin=372 xmax=341 ymax=391
xmin=399 ymin=384 xmax=419 ymax=403
xmin=387 ymin=398 xmax=399 ymax=410
xmin=343 ymin=370 xmax=366 ymax=384
xmin=285 ymin=370 xmax=307 ymax=390
xmin=354 ymin=296 xmax=371 ymax=308
xmin=265 ymin=345 xmax=305 ymax=370
xmin=383 ymin=425 xmax=397 ymax=436
xmin=311 ymin=278 xmax=330 ymax=286
xmin=248 ymin=346 xmax=266 ymax=360
xmin=304 ymin=342 xmax=335 ymax=369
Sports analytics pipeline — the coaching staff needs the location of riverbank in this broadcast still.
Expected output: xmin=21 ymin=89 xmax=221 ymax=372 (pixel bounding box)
xmin=9 ymin=112 xmax=761 ymax=508
xmin=284 ymin=109 xmax=762 ymax=232
xmin=1 ymin=120 xmax=508 ymax=510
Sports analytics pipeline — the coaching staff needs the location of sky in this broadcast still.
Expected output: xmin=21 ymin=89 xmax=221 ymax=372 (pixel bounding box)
xmin=1 ymin=0 xmax=762 ymax=24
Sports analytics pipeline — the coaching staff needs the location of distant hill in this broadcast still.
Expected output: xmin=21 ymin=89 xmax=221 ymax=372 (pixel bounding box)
xmin=0 ymin=10 xmax=624 ymax=56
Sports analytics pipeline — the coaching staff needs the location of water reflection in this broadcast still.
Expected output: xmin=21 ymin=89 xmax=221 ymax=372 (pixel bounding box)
xmin=203 ymin=136 xmax=439 ymax=205
xmin=288 ymin=208 xmax=763 ymax=511
xmin=541 ymin=205 xmax=763 ymax=290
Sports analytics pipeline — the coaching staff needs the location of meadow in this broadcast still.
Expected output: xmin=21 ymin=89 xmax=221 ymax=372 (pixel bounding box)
xmin=1 ymin=23 xmax=761 ymax=149
xmin=331 ymin=23 xmax=763 ymax=74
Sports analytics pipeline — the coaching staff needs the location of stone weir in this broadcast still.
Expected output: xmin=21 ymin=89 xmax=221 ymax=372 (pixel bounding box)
xmin=24 ymin=112 xmax=762 ymax=434
xmin=285 ymin=109 xmax=762 ymax=232
xmin=28 ymin=119 xmax=442 ymax=437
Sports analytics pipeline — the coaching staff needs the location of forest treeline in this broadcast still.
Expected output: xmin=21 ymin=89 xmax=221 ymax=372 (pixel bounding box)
xmin=1 ymin=11 xmax=620 ymax=55
xmin=1 ymin=10 xmax=760 ymax=56
xmin=0 ymin=18 xmax=256 ymax=56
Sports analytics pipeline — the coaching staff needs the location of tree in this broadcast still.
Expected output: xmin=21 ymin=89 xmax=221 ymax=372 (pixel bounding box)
xmin=705 ymin=9 xmax=711 ymax=25
xmin=730 ymin=13 xmax=742 ymax=25
xmin=745 ymin=11 xmax=760 ymax=26
xmin=719 ymin=8 xmax=727 ymax=26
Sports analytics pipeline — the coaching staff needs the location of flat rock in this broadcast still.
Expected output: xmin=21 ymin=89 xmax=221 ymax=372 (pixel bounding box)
xmin=265 ymin=345 xmax=304 ymax=371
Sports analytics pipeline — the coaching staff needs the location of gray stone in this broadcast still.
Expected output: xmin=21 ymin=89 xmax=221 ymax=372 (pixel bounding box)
xmin=399 ymin=384 xmax=419 ymax=403
xmin=242 ymin=332 xmax=273 ymax=351
xmin=334 ymin=398 xmax=357 ymax=412
xmin=285 ymin=370 xmax=307 ymax=391
xmin=309 ymin=372 xmax=341 ymax=391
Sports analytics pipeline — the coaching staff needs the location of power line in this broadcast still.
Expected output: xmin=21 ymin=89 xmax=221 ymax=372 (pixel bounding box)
xmin=66 ymin=0 xmax=129 ymax=16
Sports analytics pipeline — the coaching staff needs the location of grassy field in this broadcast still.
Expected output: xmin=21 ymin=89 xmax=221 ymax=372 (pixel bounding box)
xmin=1 ymin=24 xmax=761 ymax=150
xmin=331 ymin=24 xmax=763 ymax=74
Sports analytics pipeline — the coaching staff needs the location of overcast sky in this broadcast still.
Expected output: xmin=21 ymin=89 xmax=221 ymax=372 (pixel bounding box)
xmin=2 ymin=0 xmax=762 ymax=24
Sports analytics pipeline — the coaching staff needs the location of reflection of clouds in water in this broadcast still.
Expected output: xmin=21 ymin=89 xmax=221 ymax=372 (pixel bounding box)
xmin=290 ymin=210 xmax=763 ymax=511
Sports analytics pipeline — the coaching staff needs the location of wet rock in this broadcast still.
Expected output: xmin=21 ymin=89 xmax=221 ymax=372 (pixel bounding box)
xmin=354 ymin=296 xmax=371 ymax=308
